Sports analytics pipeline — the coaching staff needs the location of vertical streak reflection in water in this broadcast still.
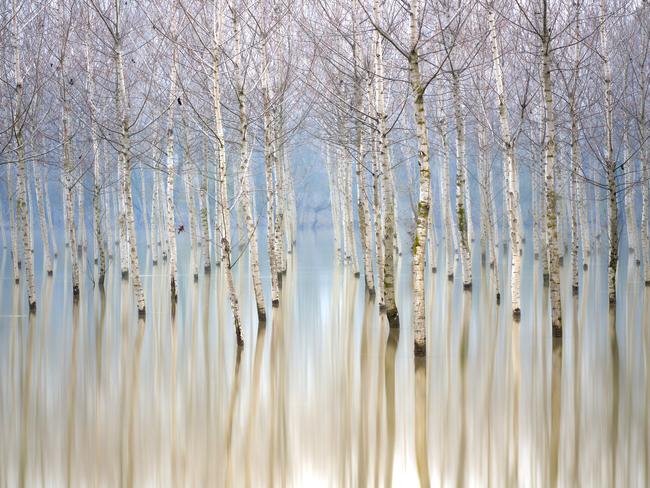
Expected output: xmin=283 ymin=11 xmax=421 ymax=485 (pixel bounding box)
xmin=1 ymin=234 xmax=650 ymax=485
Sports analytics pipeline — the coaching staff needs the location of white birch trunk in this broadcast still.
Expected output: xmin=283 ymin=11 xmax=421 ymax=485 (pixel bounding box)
xmin=542 ymin=4 xmax=563 ymax=335
xmin=623 ymin=124 xmax=639 ymax=258
xmin=213 ymin=0 xmax=242 ymax=343
xmin=409 ymin=0 xmax=431 ymax=356
xmin=115 ymin=21 xmax=146 ymax=314
xmin=369 ymin=72 xmax=385 ymax=302
xmin=599 ymin=0 xmax=619 ymax=305
xmin=43 ymin=171 xmax=58 ymax=258
xmin=11 ymin=1 xmax=35 ymax=309
xmin=165 ymin=40 xmax=179 ymax=301
xmin=118 ymin=155 xmax=129 ymax=278
xmin=453 ymin=72 xmax=472 ymax=288
xmin=199 ymin=140 xmax=211 ymax=272
xmin=233 ymin=7 xmax=266 ymax=321
xmin=373 ymin=0 xmax=399 ymax=326
xmin=183 ymin=163 xmax=199 ymax=281
xmin=262 ymin=38 xmax=280 ymax=305
xmin=34 ymin=160 xmax=52 ymax=276
xmin=7 ymin=165 xmax=20 ymax=284
xmin=488 ymin=4 xmax=522 ymax=316
xmin=352 ymin=22 xmax=374 ymax=294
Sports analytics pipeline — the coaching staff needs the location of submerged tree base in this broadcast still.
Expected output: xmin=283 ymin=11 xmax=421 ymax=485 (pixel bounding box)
xmin=387 ymin=309 xmax=399 ymax=329
xmin=414 ymin=340 xmax=426 ymax=357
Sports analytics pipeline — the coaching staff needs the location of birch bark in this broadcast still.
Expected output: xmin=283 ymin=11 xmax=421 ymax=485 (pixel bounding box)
xmin=599 ymin=0 xmax=619 ymax=305
xmin=373 ymin=0 xmax=399 ymax=326
xmin=488 ymin=4 xmax=522 ymax=316
xmin=408 ymin=0 xmax=431 ymax=356
xmin=213 ymin=0 xmax=243 ymax=344
xmin=233 ymin=7 xmax=266 ymax=322
xmin=114 ymin=12 xmax=146 ymax=314
xmin=542 ymin=1 xmax=563 ymax=335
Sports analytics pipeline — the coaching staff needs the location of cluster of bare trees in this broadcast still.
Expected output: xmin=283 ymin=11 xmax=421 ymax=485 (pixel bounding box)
xmin=1 ymin=0 xmax=648 ymax=354
xmin=309 ymin=0 xmax=649 ymax=355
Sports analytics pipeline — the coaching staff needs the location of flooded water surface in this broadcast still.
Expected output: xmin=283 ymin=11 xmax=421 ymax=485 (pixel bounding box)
xmin=1 ymin=230 xmax=648 ymax=486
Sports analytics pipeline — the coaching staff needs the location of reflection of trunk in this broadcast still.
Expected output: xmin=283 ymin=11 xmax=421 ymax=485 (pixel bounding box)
xmin=456 ymin=291 xmax=471 ymax=487
xmin=414 ymin=356 xmax=429 ymax=486
xmin=409 ymin=0 xmax=431 ymax=356
xmin=244 ymin=326 xmax=266 ymax=485
xmin=18 ymin=312 xmax=35 ymax=488
xmin=550 ymin=337 xmax=563 ymax=488
xmin=65 ymin=303 xmax=80 ymax=487
xmin=384 ymin=327 xmax=398 ymax=487
xmin=608 ymin=306 xmax=619 ymax=488
xmin=225 ymin=348 xmax=243 ymax=485
xmin=126 ymin=319 xmax=145 ymax=488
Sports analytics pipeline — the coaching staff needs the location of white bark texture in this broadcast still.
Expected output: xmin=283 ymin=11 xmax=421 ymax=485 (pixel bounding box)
xmin=488 ymin=4 xmax=521 ymax=315
xmin=542 ymin=5 xmax=563 ymax=335
xmin=409 ymin=0 xmax=431 ymax=357
xmin=373 ymin=0 xmax=398 ymax=325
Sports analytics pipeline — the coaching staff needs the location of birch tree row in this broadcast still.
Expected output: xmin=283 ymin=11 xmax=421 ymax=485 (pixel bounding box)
xmin=1 ymin=0 xmax=649 ymax=356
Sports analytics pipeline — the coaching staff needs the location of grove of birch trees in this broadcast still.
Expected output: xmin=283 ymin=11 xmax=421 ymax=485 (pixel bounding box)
xmin=1 ymin=0 xmax=649 ymax=356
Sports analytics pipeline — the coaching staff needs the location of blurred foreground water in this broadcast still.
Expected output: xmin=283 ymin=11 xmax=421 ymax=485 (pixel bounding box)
xmin=0 ymin=230 xmax=648 ymax=486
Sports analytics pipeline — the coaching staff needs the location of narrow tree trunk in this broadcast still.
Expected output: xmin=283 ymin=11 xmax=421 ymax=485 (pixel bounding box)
xmin=213 ymin=0 xmax=242 ymax=343
xmin=115 ymin=26 xmax=146 ymax=315
xmin=261 ymin=38 xmax=280 ymax=305
xmin=623 ymin=123 xmax=639 ymax=258
xmin=374 ymin=0 xmax=399 ymax=326
xmin=369 ymin=72 xmax=385 ymax=302
xmin=542 ymin=4 xmax=563 ymax=335
xmin=352 ymin=23 xmax=374 ymax=294
xmin=599 ymin=0 xmax=618 ymax=305
xmin=199 ymin=139 xmax=211 ymax=272
xmin=233 ymin=7 xmax=266 ymax=322
xmin=7 ymin=165 xmax=20 ymax=283
xmin=164 ymin=40 xmax=179 ymax=301
xmin=43 ymin=170 xmax=58 ymax=258
xmin=409 ymin=0 xmax=431 ymax=357
xmin=488 ymin=3 xmax=522 ymax=317
xmin=87 ymin=40 xmax=106 ymax=286
xmin=118 ymin=154 xmax=129 ymax=278
xmin=183 ymin=162 xmax=199 ymax=281
xmin=62 ymin=67 xmax=80 ymax=297
xmin=34 ymin=159 xmax=53 ymax=276
xmin=453 ymin=72 xmax=471 ymax=289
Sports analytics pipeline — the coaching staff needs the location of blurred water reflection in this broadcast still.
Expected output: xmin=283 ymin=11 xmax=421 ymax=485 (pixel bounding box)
xmin=0 ymin=231 xmax=648 ymax=486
